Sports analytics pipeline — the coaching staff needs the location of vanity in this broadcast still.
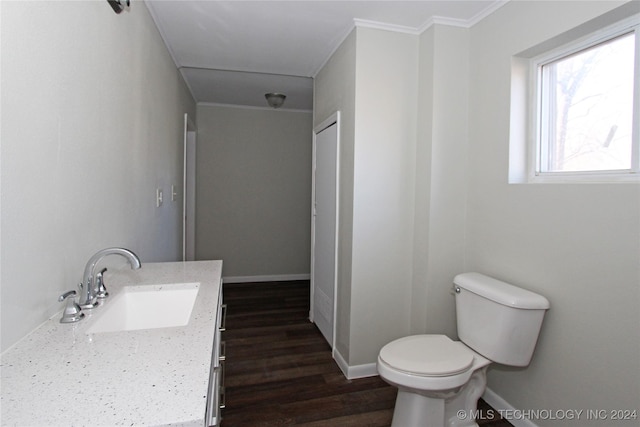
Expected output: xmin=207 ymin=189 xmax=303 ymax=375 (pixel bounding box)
xmin=0 ymin=260 xmax=224 ymax=426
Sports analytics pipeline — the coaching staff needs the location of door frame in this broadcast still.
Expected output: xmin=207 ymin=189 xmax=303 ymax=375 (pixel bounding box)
xmin=310 ymin=111 xmax=340 ymax=353
xmin=183 ymin=113 xmax=197 ymax=262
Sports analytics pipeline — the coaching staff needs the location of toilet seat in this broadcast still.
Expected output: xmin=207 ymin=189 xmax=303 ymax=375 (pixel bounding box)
xmin=379 ymin=335 xmax=474 ymax=377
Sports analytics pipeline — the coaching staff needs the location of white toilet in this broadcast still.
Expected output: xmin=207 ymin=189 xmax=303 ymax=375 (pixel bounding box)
xmin=377 ymin=272 xmax=550 ymax=427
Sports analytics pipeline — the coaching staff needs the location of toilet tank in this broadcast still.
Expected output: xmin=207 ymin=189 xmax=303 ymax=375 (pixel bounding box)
xmin=454 ymin=273 xmax=550 ymax=367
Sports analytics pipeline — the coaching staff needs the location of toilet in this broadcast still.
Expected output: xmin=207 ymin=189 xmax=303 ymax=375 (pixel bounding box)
xmin=377 ymin=272 xmax=550 ymax=427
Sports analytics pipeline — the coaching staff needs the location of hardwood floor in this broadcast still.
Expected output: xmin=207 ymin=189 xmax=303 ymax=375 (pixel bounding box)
xmin=221 ymin=281 xmax=512 ymax=427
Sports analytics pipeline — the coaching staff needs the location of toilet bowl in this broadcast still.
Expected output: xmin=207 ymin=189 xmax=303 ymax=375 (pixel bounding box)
xmin=377 ymin=335 xmax=491 ymax=427
xmin=377 ymin=273 xmax=550 ymax=427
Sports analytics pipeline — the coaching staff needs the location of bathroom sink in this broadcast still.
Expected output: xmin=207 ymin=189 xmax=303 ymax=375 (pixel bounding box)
xmin=86 ymin=283 xmax=200 ymax=334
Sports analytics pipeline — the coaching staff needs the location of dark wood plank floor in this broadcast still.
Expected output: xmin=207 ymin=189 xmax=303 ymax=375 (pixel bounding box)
xmin=221 ymin=280 xmax=512 ymax=426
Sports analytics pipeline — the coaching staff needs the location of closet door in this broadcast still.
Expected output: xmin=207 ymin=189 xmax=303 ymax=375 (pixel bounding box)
xmin=311 ymin=120 xmax=338 ymax=347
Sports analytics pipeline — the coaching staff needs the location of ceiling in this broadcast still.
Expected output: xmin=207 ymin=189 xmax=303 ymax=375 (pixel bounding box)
xmin=145 ymin=0 xmax=505 ymax=111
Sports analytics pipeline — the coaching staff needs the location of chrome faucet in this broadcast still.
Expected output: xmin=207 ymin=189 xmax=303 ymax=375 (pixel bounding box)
xmin=78 ymin=247 xmax=141 ymax=308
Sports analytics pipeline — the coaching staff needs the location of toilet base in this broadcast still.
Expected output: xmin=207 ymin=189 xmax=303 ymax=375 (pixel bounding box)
xmin=391 ymin=391 xmax=446 ymax=427
xmin=390 ymin=366 xmax=488 ymax=427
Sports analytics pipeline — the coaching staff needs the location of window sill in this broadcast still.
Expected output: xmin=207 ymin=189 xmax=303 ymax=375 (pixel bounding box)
xmin=528 ymin=171 xmax=640 ymax=184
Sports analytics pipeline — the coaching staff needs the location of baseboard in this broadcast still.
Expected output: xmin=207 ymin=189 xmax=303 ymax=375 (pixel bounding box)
xmin=329 ymin=356 xmax=539 ymax=427
xmin=333 ymin=348 xmax=350 ymax=377
xmin=332 ymin=348 xmax=379 ymax=380
xmin=222 ymin=274 xmax=310 ymax=283
xmin=333 ymin=355 xmax=537 ymax=427
xmin=482 ymin=388 xmax=539 ymax=427
xmin=347 ymin=362 xmax=378 ymax=379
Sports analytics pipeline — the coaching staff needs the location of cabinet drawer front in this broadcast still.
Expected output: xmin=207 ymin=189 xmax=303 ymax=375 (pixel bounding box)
xmin=206 ymin=365 xmax=223 ymax=426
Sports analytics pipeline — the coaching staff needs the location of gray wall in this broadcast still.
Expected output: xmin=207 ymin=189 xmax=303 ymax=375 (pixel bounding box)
xmin=350 ymin=27 xmax=419 ymax=365
xmin=1 ymin=1 xmax=196 ymax=351
xmin=314 ymin=30 xmax=357 ymax=364
xmin=414 ymin=24 xmax=470 ymax=339
xmin=315 ymin=26 xmax=420 ymax=370
xmin=315 ymin=0 xmax=639 ymax=421
xmin=466 ymin=1 xmax=639 ymax=423
xmin=195 ymin=105 xmax=313 ymax=279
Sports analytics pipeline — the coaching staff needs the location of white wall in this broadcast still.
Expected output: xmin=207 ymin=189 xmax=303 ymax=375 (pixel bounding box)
xmin=1 ymin=0 xmax=195 ymax=352
xmin=466 ymin=1 xmax=639 ymax=423
xmin=195 ymin=105 xmax=312 ymax=278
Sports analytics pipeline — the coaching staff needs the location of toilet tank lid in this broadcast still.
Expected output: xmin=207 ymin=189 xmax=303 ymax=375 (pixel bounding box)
xmin=454 ymin=273 xmax=550 ymax=310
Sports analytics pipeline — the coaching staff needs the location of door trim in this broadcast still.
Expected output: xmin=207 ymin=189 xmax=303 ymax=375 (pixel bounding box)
xmin=183 ymin=113 xmax=197 ymax=262
xmin=310 ymin=111 xmax=340 ymax=354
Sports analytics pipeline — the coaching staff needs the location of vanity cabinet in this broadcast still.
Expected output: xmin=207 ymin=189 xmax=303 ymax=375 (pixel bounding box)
xmin=0 ymin=261 xmax=224 ymax=426
xmin=206 ymin=282 xmax=226 ymax=426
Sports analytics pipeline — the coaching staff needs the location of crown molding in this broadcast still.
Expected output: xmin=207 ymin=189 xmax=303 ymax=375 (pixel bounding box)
xmin=197 ymin=101 xmax=312 ymax=114
xmin=313 ymin=0 xmax=510 ymax=78
xmin=466 ymin=0 xmax=510 ymax=28
xmin=357 ymin=0 xmax=510 ymax=36
xmin=353 ymin=18 xmax=422 ymax=35
xmin=144 ymin=1 xmax=180 ymax=68
xmin=311 ymin=22 xmax=356 ymax=78
xmin=418 ymin=15 xmax=468 ymax=33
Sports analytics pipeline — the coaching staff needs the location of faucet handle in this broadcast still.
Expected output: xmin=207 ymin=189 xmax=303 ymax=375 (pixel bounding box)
xmin=96 ymin=268 xmax=109 ymax=299
xmin=77 ymin=282 xmax=97 ymax=309
xmin=58 ymin=290 xmax=85 ymax=323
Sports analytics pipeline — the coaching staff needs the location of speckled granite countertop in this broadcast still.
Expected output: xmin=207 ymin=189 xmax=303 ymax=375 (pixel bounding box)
xmin=1 ymin=260 xmax=222 ymax=427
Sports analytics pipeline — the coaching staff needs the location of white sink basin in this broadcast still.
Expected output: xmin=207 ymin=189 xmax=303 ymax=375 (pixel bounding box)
xmin=86 ymin=282 xmax=200 ymax=334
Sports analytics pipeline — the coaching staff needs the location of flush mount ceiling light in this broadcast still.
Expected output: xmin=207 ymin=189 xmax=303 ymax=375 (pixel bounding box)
xmin=265 ymin=93 xmax=286 ymax=109
xmin=107 ymin=0 xmax=130 ymax=14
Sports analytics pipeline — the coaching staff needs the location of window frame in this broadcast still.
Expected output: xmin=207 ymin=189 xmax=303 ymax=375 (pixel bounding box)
xmin=528 ymin=15 xmax=640 ymax=183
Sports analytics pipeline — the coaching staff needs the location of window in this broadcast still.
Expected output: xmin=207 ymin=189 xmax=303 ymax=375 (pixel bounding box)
xmin=532 ymin=17 xmax=639 ymax=179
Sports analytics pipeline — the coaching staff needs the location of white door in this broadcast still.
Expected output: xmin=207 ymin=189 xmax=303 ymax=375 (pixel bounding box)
xmin=183 ymin=114 xmax=197 ymax=261
xmin=311 ymin=118 xmax=338 ymax=347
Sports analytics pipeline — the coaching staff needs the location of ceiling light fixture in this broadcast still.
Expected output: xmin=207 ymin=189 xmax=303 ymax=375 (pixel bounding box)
xmin=265 ymin=93 xmax=286 ymax=109
xmin=107 ymin=0 xmax=130 ymax=14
